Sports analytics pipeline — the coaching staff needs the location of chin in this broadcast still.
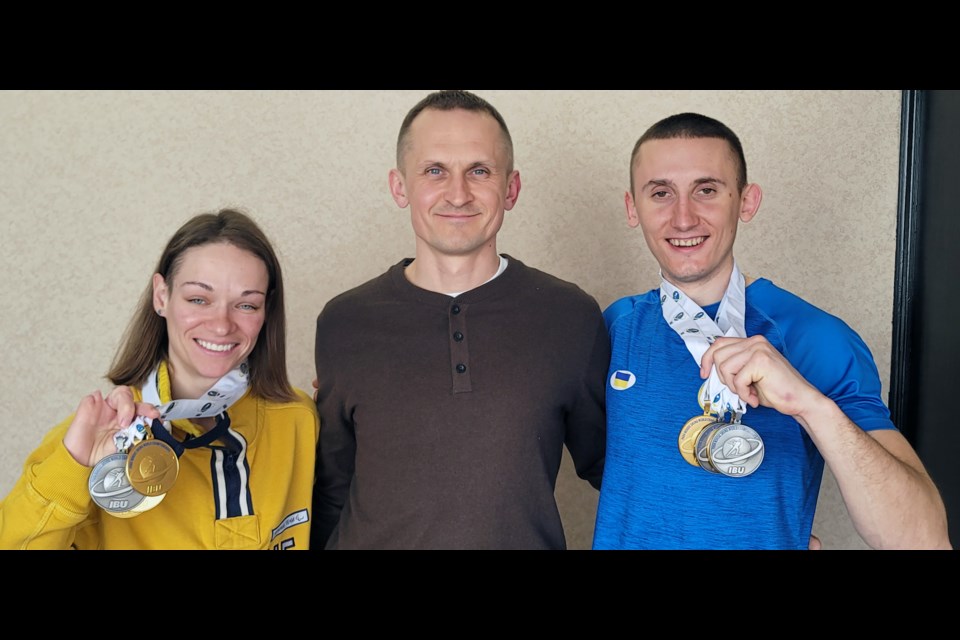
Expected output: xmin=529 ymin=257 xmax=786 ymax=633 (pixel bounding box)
xmin=195 ymin=359 xmax=243 ymax=379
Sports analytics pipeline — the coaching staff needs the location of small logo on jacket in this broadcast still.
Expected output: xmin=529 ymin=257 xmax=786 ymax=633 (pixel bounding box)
xmin=272 ymin=509 xmax=309 ymax=540
xmin=610 ymin=370 xmax=636 ymax=391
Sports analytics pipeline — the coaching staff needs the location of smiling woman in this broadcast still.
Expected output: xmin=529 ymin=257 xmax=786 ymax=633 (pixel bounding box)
xmin=152 ymin=243 xmax=269 ymax=402
xmin=0 ymin=209 xmax=319 ymax=550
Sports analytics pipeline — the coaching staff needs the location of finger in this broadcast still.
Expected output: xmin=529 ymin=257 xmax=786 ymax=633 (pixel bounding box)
xmin=135 ymin=402 xmax=161 ymax=420
xmin=808 ymin=534 xmax=822 ymax=550
xmin=700 ymin=337 xmax=743 ymax=379
xmin=312 ymin=378 xmax=319 ymax=390
xmin=709 ymin=339 xmax=753 ymax=382
xmin=77 ymin=391 xmax=100 ymax=420
xmin=63 ymin=393 xmax=100 ymax=465
xmin=700 ymin=342 xmax=721 ymax=379
xmin=105 ymin=386 xmax=137 ymax=428
xmin=724 ymin=355 xmax=765 ymax=407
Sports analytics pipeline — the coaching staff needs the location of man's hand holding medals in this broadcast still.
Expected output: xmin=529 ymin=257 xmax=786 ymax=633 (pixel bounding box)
xmin=700 ymin=334 xmax=822 ymax=418
xmin=663 ymin=263 xmax=765 ymax=478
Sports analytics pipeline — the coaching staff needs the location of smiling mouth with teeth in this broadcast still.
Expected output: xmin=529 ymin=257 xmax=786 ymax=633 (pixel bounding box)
xmin=669 ymin=237 xmax=706 ymax=247
xmin=196 ymin=339 xmax=237 ymax=353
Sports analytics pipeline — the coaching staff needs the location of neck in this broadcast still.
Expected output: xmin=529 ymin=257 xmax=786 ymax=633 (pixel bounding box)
xmin=190 ymin=416 xmax=217 ymax=432
xmin=405 ymin=246 xmax=501 ymax=294
xmin=666 ymin=260 xmax=746 ymax=308
xmin=671 ymin=277 xmax=729 ymax=310
xmin=167 ymin=364 xmax=209 ymax=402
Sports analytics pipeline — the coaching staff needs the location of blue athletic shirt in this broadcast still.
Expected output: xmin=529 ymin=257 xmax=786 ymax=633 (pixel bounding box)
xmin=592 ymin=278 xmax=895 ymax=550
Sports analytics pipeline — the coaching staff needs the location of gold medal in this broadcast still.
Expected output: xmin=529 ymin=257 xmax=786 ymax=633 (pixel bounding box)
xmin=126 ymin=439 xmax=180 ymax=496
xmin=109 ymin=492 xmax=165 ymax=518
xmin=678 ymin=414 xmax=716 ymax=467
xmin=697 ymin=381 xmax=710 ymax=412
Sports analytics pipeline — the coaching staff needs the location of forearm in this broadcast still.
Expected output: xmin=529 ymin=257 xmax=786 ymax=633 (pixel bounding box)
xmin=0 ymin=439 xmax=93 ymax=549
xmin=309 ymin=485 xmax=345 ymax=550
xmin=797 ymin=396 xmax=950 ymax=550
xmin=566 ymin=310 xmax=610 ymax=491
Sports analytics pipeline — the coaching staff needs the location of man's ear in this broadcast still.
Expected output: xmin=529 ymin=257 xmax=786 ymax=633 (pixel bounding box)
xmin=625 ymin=190 xmax=640 ymax=228
xmin=503 ymin=170 xmax=521 ymax=211
xmin=388 ymin=168 xmax=408 ymax=208
xmin=739 ymin=183 xmax=763 ymax=223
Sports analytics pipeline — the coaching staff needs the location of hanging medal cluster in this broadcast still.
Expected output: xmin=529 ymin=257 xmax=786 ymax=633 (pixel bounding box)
xmin=678 ymin=386 xmax=764 ymax=478
xmin=660 ymin=263 xmax=764 ymax=478
xmin=87 ymin=417 xmax=180 ymax=517
xmin=86 ymin=363 xmax=248 ymax=516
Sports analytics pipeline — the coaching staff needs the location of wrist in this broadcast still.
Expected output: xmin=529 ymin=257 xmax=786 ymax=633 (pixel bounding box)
xmin=793 ymin=390 xmax=840 ymax=433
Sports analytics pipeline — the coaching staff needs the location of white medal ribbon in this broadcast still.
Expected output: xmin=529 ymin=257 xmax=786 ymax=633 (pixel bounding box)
xmin=659 ymin=262 xmax=747 ymax=419
xmin=143 ymin=362 xmax=249 ymax=422
xmin=114 ymin=362 xmax=250 ymax=451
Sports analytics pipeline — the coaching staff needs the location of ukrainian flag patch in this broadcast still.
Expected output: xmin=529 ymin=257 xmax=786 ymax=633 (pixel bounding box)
xmin=610 ymin=370 xmax=636 ymax=391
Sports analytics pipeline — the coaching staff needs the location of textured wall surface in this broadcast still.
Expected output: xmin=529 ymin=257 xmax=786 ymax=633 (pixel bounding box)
xmin=0 ymin=90 xmax=900 ymax=549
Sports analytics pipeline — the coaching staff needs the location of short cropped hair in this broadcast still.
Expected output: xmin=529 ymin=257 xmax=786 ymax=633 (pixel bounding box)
xmin=630 ymin=112 xmax=747 ymax=195
xmin=396 ymin=90 xmax=514 ymax=173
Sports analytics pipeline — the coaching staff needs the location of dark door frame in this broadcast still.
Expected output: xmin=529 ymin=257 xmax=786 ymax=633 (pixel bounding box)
xmin=890 ymin=89 xmax=922 ymax=443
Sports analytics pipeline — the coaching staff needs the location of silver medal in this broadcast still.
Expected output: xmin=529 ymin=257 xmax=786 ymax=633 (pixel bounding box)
xmin=706 ymin=422 xmax=764 ymax=477
xmin=88 ymin=452 xmax=147 ymax=516
xmin=695 ymin=422 xmax=724 ymax=473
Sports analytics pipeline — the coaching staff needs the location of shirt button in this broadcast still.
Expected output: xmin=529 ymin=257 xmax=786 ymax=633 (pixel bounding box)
xmin=451 ymin=304 xmax=461 ymax=315
xmin=456 ymin=363 xmax=467 ymax=373
xmin=453 ymin=331 xmax=464 ymax=342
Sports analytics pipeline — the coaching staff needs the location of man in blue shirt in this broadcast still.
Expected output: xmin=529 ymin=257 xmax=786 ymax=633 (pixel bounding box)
xmin=593 ymin=112 xmax=950 ymax=549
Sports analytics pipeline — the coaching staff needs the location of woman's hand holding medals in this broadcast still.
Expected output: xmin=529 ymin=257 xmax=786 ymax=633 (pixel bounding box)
xmin=62 ymin=391 xmax=124 ymax=468
xmin=62 ymin=387 xmax=161 ymax=468
xmin=62 ymin=388 xmax=170 ymax=518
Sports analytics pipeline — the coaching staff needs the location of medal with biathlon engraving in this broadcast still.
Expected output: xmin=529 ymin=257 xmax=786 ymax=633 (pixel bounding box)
xmin=695 ymin=421 xmax=724 ymax=473
xmin=679 ymin=411 xmax=717 ymax=468
xmin=113 ymin=492 xmax=165 ymax=518
xmin=88 ymin=415 xmax=169 ymax=518
xmin=705 ymin=418 xmax=764 ymax=478
xmin=126 ymin=438 xmax=179 ymax=496
xmin=89 ymin=453 xmax=148 ymax=516
xmin=662 ymin=263 xmax=766 ymax=478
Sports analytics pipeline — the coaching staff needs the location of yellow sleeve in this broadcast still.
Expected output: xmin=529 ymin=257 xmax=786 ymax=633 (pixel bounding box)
xmin=0 ymin=416 xmax=99 ymax=550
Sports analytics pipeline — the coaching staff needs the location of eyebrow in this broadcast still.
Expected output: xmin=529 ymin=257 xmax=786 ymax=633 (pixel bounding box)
xmin=643 ymin=177 xmax=727 ymax=190
xmin=643 ymin=179 xmax=675 ymax=190
xmin=420 ymin=159 xmax=497 ymax=170
xmin=693 ymin=176 xmax=727 ymax=187
xmin=180 ymin=281 xmax=266 ymax=297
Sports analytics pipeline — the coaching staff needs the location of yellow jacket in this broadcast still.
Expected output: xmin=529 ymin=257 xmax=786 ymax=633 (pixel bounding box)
xmin=0 ymin=381 xmax=319 ymax=550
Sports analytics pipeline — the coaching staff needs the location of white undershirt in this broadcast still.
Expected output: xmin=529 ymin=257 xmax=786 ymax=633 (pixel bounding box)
xmin=445 ymin=255 xmax=509 ymax=297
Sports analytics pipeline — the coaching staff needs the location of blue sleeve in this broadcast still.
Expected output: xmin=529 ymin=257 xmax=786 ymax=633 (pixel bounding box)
xmin=782 ymin=313 xmax=896 ymax=433
xmin=603 ymin=296 xmax=640 ymax=334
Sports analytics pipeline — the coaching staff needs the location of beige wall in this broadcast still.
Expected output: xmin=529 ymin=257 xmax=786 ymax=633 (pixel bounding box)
xmin=0 ymin=90 xmax=900 ymax=549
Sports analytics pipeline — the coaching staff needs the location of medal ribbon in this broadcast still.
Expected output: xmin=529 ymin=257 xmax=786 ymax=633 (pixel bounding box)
xmin=115 ymin=361 xmax=250 ymax=454
xmin=143 ymin=362 xmax=249 ymax=423
xmin=659 ymin=262 xmax=748 ymax=419
xmin=150 ymin=412 xmax=232 ymax=456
